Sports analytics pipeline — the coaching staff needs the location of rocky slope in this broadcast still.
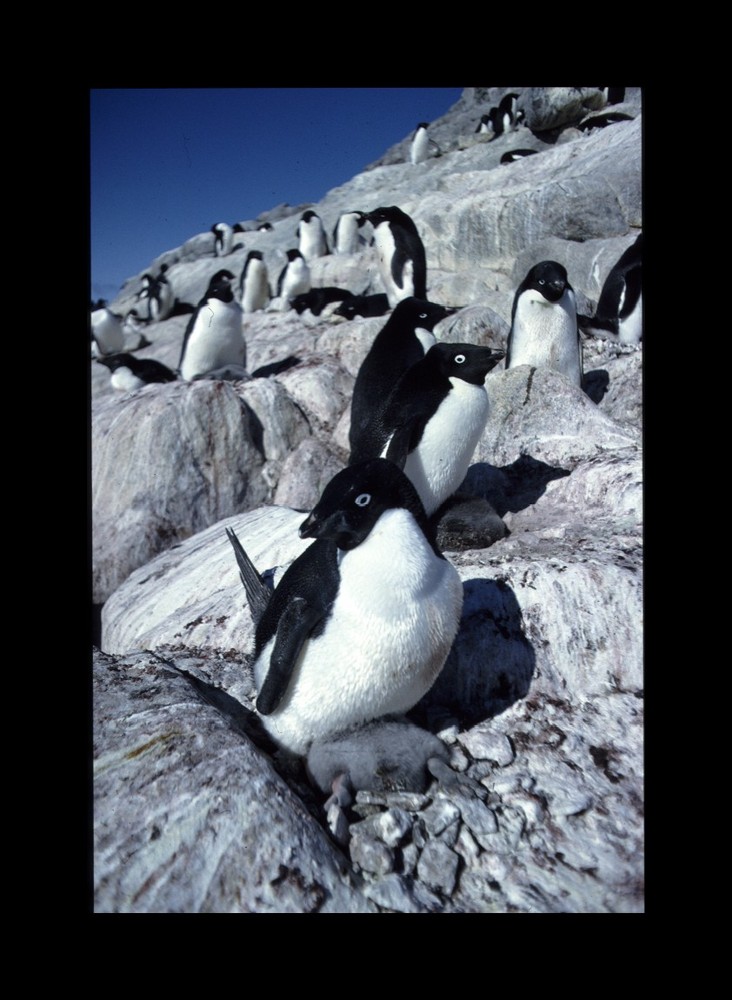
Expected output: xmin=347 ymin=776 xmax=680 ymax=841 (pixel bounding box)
xmin=92 ymin=86 xmax=643 ymax=913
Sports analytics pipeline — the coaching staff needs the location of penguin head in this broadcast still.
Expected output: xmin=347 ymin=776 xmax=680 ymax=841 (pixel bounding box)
xmin=392 ymin=297 xmax=456 ymax=330
xmin=299 ymin=458 xmax=429 ymax=551
xmin=205 ymin=269 xmax=236 ymax=302
xmin=246 ymin=250 xmax=263 ymax=262
xmin=97 ymin=353 xmax=135 ymax=372
xmin=426 ymin=342 xmax=505 ymax=385
xmin=258 ymin=222 xmax=273 ymax=232
xmin=415 ymin=122 xmax=429 ymax=132
xmin=301 ymin=210 xmax=319 ymax=223
xmin=365 ymin=205 xmax=410 ymax=229
xmin=522 ymin=261 xmax=571 ymax=303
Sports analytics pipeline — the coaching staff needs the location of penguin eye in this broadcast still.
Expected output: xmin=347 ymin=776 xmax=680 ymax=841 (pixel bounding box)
xmin=355 ymin=493 xmax=371 ymax=507
xmin=455 ymin=354 xmax=466 ymax=364
xmin=538 ymin=279 xmax=545 ymax=286
xmin=419 ymin=312 xmax=427 ymax=319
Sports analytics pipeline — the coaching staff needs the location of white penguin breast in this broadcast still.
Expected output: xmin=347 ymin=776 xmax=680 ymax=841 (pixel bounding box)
xmin=181 ymin=298 xmax=246 ymax=380
xmin=411 ymin=129 xmax=430 ymax=164
xmin=242 ymin=262 xmax=269 ymax=313
xmin=91 ymin=310 xmax=125 ymax=354
xmin=255 ymin=508 xmax=463 ymax=755
xmin=299 ymin=221 xmax=327 ymax=261
xmin=281 ymin=259 xmax=310 ymax=299
xmin=510 ymin=289 xmax=581 ymax=384
xmin=336 ymin=215 xmax=359 ymax=253
xmin=372 ymin=224 xmax=413 ymax=306
xmin=110 ymin=367 xmax=144 ymax=392
xmin=404 ymin=380 xmax=490 ymax=515
xmin=618 ymin=290 xmax=642 ymax=344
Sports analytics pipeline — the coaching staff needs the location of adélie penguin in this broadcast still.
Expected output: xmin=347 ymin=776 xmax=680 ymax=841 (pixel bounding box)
xmin=238 ymin=250 xmax=270 ymax=313
xmin=297 ymin=210 xmax=330 ymax=261
xmin=366 ymin=205 xmax=427 ymax=307
xmin=96 ymin=353 xmax=177 ymax=392
xmin=506 ymin=260 xmax=582 ymax=386
xmin=348 ymin=297 xmax=455 ymax=461
xmin=578 ymin=233 xmax=642 ymax=345
xmin=178 ymin=270 xmax=246 ymax=380
xmin=276 ymin=249 xmax=311 ymax=307
xmin=353 ymin=342 xmax=505 ymax=515
xmin=225 ymin=458 xmax=463 ymax=757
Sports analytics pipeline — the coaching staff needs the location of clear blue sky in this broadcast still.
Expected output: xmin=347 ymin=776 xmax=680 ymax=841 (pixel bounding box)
xmin=90 ymin=87 xmax=464 ymax=302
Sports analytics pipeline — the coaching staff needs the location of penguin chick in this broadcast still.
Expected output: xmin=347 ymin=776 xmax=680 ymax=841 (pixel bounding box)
xmin=506 ymin=260 xmax=582 ymax=386
xmin=225 ymin=458 xmax=463 ymax=756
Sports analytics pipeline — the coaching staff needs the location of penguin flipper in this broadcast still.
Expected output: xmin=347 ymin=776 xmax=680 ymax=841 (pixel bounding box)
xmin=256 ymin=596 xmax=324 ymax=715
xmin=225 ymin=528 xmax=271 ymax=625
xmin=384 ymin=421 xmax=416 ymax=471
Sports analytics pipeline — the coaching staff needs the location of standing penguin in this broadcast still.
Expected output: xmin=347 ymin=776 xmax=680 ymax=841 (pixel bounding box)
xmin=476 ymin=113 xmax=492 ymax=134
xmin=332 ymin=211 xmax=367 ymax=254
xmin=238 ymin=251 xmax=271 ymax=313
xmin=366 ymin=205 xmax=428 ymax=307
xmin=90 ymin=307 xmax=125 ymax=356
xmin=578 ymin=233 xmax=642 ymax=345
xmin=348 ymin=297 xmax=455 ymax=460
xmin=212 ymin=222 xmax=234 ymax=257
xmin=276 ymin=249 xmax=311 ymax=307
xmin=225 ymin=457 xmax=463 ymax=756
xmin=353 ymin=342 xmax=505 ymax=515
xmin=97 ymin=353 xmax=177 ymax=392
xmin=137 ymin=267 xmax=174 ymax=323
xmin=506 ymin=260 xmax=582 ymax=386
xmin=177 ymin=269 xmax=246 ymax=380
xmin=409 ymin=122 xmax=440 ymax=164
xmin=297 ymin=210 xmax=330 ymax=261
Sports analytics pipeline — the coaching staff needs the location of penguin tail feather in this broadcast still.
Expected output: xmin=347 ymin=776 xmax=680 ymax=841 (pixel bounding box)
xmin=225 ymin=527 xmax=271 ymax=623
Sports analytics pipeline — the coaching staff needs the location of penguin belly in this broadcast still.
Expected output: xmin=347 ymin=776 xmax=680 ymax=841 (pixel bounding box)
xmin=373 ymin=227 xmax=415 ymax=307
xmin=254 ymin=509 xmax=463 ymax=755
xmin=618 ymin=290 xmax=642 ymax=344
xmin=91 ymin=310 xmax=124 ymax=355
xmin=411 ymin=130 xmax=430 ymax=164
xmin=110 ymin=367 xmax=145 ymax=392
xmin=242 ymin=263 xmax=269 ymax=313
xmin=394 ymin=381 xmax=490 ymax=516
xmin=180 ymin=300 xmax=246 ymax=380
xmin=510 ymin=291 xmax=581 ymax=385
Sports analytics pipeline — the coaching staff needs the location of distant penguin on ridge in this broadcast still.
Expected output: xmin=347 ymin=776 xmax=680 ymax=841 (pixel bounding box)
xmin=366 ymin=205 xmax=428 ymax=308
xmin=506 ymin=260 xmax=582 ymax=386
xmin=97 ymin=353 xmax=177 ymax=392
xmin=348 ymin=297 xmax=455 ymax=460
xmin=501 ymin=149 xmax=538 ymax=164
xmin=476 ymin=114 xmax=492 ymax=134
xmin=351 ymin=341 xmax=505 ymax=516
xmin=410 ymin=122 xmax=440 ymax=164
xmin=332 ymin=211 xmax=367 ymax=254
xmin=212 ymin=222 xmax=234 ymax=257
xmin=225 ymin=457 xmax=463 ymax=756
xmin=178 ymin=269 xmax=246 ymax=380
xmin=297 ymin=210 xmax=330 ymax=261
xmin=578 ymin=233 xmax=642 ymax=345
xmin=276 ymin=249 xmax=311 ymax=308
xmin=238 ymin=251 xmax=271 ymax=313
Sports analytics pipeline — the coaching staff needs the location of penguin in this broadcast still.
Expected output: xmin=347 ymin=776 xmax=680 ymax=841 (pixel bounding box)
xmin=238 ymin=251 xmax=271 ymax=314
xmin=121 ymin=309 xmax=152 ymax=351
xmin=578 ymin=233 xmax=642 ymax=345
xmin=409 ymin=122 xmax=440 ymax=164
xmin=257 ymin=222 xmax=274 ymax=232
xmin=297 ymin=210 xmax=330 ymax=261
xmin=348 ymin=297 xmax=455 ymax=459
xmin=601 ymin=87 xmax=626 ymax=105
xmin=332 ymin=211 xmax=367 ymax=254
xmin=475 ymin=113 xmax=492 ymax=134
xmin=212 ymin=222 xmax=234 ymax=257
xmin=290 ymin=287 xmax=354 ymax=317
xmin=90 ymin=307 xmax=125 ymax=356
xmin=333 ymin=293 xmax=390 ymax=320
xmin=351 ymin=342 xmax=505 ymax=515
xmin=366 ymin=205 xmax=428 ymax=307
xmin=136 ymin=266 xmax=174 ymax=323
xmin=96 ymin=353 xmax=177 ymax=392
xmin=500 ymin=149 xmax=538 ymax=164
xmin=506 ymin=260 xmax=582 ymax=386
xmin=578 ymin=111 xmax=634 ymax=132
xmin=233 ymin=223 xmax=248 ymax=233
xmin=276 ymin=249 xmax=311 ymax=307
xmin=177 ymin=269 xmax=246 ymax=381
xmin=225 ymin=457 xmax=463 ymax=756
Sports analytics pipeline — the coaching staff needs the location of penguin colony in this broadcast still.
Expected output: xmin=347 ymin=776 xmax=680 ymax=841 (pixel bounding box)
xmin=94 ymin=87 xmax=641 ymax=821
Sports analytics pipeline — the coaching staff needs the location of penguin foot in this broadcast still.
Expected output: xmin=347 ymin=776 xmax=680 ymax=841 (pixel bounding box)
xmin=324 ymin=772 xmax=354 ymax=845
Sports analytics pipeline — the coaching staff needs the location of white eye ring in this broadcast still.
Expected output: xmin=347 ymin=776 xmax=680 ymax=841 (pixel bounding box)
xmin=355 ymin=493 xmax=371 ymax=507
xmin=455 ymin=354 xmax=466 ymax=364
xmin=419 ymin=312 xmax=427 ymax=319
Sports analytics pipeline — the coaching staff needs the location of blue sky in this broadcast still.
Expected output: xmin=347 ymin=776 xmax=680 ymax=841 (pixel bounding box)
xmin=90 ymin=88 xmax=464 ymax=302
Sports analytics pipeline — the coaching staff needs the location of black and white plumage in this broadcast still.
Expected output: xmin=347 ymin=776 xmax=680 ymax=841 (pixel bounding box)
xmin=178 ymin=269 xmax=246 ymax=380
xmin=297 ymin=210 xmax=330 ymax=261
xmin=96 ymin=352 xmax=177 ymax=391
xmin=90 ymin=307 xmax=125 ymax=356
xmin=334 ymin=293 xmax=390 ymax=321
xmin=578 ymin=234 xmax=642 ymax=345
xmin=332 ymin=211 xmax=367 ymax=254
xmin=257 ymin=222 xmax=274 ymax=232
xmin=290 ymin=287 xmax=354 ymax=317
xmin=578 ymin=111 xmax=634 ymax=132
xmin=212 ymin=222 xmax=234 ymax=257
xmin=506 ymin=260 xmax=582 ymax=386
xmin=476 ymin=114 xmax=492 ymax=134
xmin=238 ymin=251 xmax=270 ymax=313
xmin=409 ymin=122 xmax=440 ymax=164
xmin=226 ymin=458 xmax=463 ymax=755
xmin=276 ymin=249 xmax=311 ymax=306
xmin=500 ymin=149 xmax=538 ymax=164
xmin=348 ymin=297 xmax=454 ymax=457
xmin=136 ymin=266 xmax=174 ymax=323
xmin=351 ymin=342 xmax=505 ymax=515
xmin=366 ymin=205 xmax=428 ymax=307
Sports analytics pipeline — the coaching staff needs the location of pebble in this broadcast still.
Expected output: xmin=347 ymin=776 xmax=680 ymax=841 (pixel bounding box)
xmin=417 ymin=840 xmax=460 ymax=895
xmin=459 ymin=729 xmax=515 ymax=766
xmin=349 ymin=832 xmax=394 ymax=876
xmin=422 ymin=798 xmax=460 ymax=837
xmin=456 ymin=795 xmax=499 ymax=837
xmin=364 ymin=873 xmax=425 ymax=913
